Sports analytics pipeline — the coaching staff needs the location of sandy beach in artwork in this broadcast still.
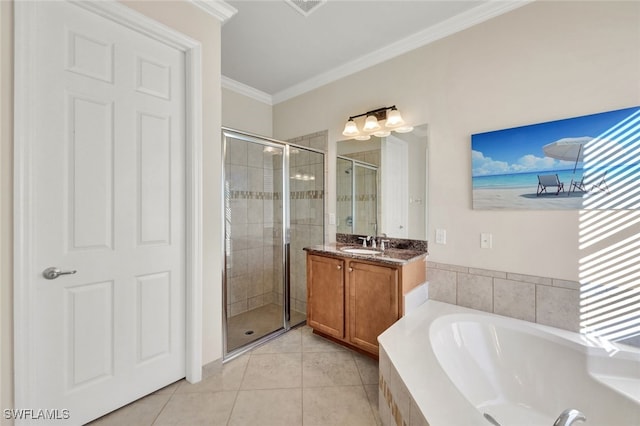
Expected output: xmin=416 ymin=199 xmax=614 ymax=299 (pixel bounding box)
xmin=473 ymin=186 xmax=585 ymax=209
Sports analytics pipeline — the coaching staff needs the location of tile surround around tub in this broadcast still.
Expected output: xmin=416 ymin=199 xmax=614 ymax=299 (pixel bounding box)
xmin=378 ymin=346 xmax=429 ymax=426
xmin=427 ymin=262 xmax=580 ymax=332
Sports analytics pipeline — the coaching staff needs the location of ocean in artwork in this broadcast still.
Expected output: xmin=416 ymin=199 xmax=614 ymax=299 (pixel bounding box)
xmin=472 ymin=168 xmax=583 ymax=189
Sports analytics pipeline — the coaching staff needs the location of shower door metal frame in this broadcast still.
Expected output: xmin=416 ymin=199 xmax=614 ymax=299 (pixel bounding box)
xmin=221 ymin=128 xmax=323 ymax=360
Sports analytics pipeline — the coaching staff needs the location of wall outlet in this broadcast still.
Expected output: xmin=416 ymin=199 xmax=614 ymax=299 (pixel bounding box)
xmin=480 ymin=233 xmax=492 ymax=249
xmin=435 ymin=228 xmax=446 ymax=244
xmin=329 ymin=213 xmax=336 ymax=225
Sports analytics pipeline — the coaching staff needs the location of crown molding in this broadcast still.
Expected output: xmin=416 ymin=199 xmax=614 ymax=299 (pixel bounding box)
xmin=272 ymin=0 xmax=532 ymax=104
xmin=189 ymin=0 xmax=237 ymax=23
xmin=222 ymin=76 xmax=274 ymax=105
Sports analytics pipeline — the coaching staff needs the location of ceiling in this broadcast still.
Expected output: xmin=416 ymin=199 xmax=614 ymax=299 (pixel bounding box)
xmin=221 ymin=0 xmax=527 ymax=104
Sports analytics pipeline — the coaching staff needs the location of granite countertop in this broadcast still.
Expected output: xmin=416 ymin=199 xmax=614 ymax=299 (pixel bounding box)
xmin=303 ymin=242 xmax=428 ymax=265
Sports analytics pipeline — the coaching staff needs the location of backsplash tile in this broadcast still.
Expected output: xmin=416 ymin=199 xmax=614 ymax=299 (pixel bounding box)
xmin=425 ymin=269 xmax=457 ymax=305
xmin=536 ymin=285 xmax=580 ymax=331
xmin=493 ymin=278 xmax=536 ymax=322
xmin=457 ymin=273 xmax=493 ymax=312
xmin=428 ymin=262 xmax=469 ymax=274
xmin=505 ymin=272 xmax=553 ymax=286
xmin=468 ymin=267 xmax=507 ymax=279
xmin=551 ymin=278 xmax=580 ymax=291
xmin=427 ymin=262 xmax=580 ymax=332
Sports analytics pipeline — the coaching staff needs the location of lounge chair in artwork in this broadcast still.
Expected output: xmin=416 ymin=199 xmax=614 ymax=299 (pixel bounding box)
xmin=568 ymin=175 xmax=587 ymax=195
xmin=537 ymin=174 xmax=565 ymax=196
xmin=591 ymin=171 xmax=610 ymax=194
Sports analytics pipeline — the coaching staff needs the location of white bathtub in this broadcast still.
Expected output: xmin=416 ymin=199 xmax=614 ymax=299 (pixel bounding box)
xmin=378 ymin=300 xmax=640 ymax=426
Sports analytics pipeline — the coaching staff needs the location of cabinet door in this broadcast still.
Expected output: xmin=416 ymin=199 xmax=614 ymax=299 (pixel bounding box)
xmin=307 ymin=254 xmax=345 ymax=338
xmin=348 ymin=261 xmax=399 ymax=354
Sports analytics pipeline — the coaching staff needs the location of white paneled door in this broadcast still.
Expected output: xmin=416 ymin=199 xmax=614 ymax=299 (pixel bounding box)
xmin=20 ymin=2 xmax=187 ymax=423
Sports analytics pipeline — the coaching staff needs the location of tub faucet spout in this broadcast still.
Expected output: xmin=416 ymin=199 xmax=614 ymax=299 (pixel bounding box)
xmin=553 ymin=409 xmax=586 ymax=426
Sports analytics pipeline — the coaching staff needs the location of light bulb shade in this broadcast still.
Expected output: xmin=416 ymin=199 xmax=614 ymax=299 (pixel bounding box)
xmin=355 ymin=135 xmax=371 ymax=141
xmin=394 ymin=125 xmax=414 ymax=134
xmin=363 ymin=114 xmax=381 ymax=132
xmin=373 ymin=130 xmax=391 ymax=137
xmin=385 ymin=108 xmax=405 ymax=128
xmin=342 ymin=119 xmax=359 ymax=137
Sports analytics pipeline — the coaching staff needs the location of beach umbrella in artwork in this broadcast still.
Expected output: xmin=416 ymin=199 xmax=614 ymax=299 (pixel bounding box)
xmin=542 ymin=136 xmax=592 ymax=173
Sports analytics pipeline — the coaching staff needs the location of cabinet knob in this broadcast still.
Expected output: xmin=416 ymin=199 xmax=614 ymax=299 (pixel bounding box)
xmin=337 ymin=265 xmax=342 ymax=270
xmin=348 ymin=267 xmax=353 ymax=272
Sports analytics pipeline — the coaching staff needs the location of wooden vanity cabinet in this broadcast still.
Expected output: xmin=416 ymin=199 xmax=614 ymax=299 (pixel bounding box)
xmin=306 ymin=252 xmax=425 ymax=357
xmin=348 ymin=261 xmax=399 ymax=353
xmin=306 ymin=254 xmax=345 ymax=339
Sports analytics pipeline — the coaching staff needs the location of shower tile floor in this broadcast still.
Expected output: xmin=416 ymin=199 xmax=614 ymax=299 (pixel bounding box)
xmin=226 ymin=303 xmax=306 ymax=352
xmin=89 ymin=325 xmax=381 ymax=425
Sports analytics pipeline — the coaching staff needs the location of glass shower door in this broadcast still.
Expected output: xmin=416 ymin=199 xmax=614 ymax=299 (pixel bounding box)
xmin=222 ymin=129 xmax=325 ymax=356
xmin=223 ymin=131 xmax=286 ymax=353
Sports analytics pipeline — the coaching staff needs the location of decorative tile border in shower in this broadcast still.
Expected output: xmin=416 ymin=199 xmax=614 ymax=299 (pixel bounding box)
xmin=229 ymin=190 xmax=323 ymax=201
xmin=228 ymin=190 xmax=276 ymax=200
xmin=427 ymin=261 xmax=580 ymax=333
xmin=337 ymin=195 xmax=352 ymax=202
xmin=228 ymin=190 xmax=324 ymax=201
xmin=355 ymin=194 xmax=377 ymax=202
xmin=291 ymin=190 xmax=324 ymax=200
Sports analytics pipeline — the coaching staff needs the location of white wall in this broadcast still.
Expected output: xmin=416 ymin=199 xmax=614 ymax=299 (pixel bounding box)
xmin=222 ymin=87 xmax=273 ymax=137
xmin=273 ymin=1 xmax=640 ymax=281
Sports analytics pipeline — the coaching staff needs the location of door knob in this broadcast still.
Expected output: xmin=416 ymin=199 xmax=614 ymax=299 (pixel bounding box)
xmin=42 ymin=267 xmax=77 ymax=280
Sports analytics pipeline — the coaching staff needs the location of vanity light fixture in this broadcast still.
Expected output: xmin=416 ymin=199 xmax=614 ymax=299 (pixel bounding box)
xmin=362 ymin=115 xmax=381 ymax=132
xmin=341 ymin=105 xmax=411 ymax=139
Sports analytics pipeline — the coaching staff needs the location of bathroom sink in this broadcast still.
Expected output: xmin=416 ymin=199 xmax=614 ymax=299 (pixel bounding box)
xmin=341 ymin=248 xmax=382 ymax=255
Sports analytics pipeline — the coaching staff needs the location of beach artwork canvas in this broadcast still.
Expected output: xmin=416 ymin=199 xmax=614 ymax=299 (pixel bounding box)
xmin=472 ymin=106 xmax=640 ymax=210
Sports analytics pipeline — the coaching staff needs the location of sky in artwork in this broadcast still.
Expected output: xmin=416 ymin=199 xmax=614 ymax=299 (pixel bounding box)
xmin=471 ymin=106 xmax=640 ymax=177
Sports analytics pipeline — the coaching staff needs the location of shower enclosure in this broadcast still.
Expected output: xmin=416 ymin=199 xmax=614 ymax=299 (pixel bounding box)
xmin=222 ymin=129 xmax=324 ymax=356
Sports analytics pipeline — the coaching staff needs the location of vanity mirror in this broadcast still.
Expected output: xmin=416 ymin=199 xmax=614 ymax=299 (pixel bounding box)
xmin=336 ymin=123 xmax=429 ymax=240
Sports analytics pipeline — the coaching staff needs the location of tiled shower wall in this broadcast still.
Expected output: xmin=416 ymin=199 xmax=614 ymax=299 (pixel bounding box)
xmin=226 ymin=141 xmax=281 ymax=318
xmin=427 ymin=262 xmax=580 ymax=332
xmin=285 ymin=131 xmax=327 ymax=316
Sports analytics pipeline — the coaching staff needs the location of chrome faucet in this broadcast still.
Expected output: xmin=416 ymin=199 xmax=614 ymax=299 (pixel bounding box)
xmin=553 ymin=409 xmax=586 ymax=426
xmin=357 ymin=236 xmax=370 ymax=247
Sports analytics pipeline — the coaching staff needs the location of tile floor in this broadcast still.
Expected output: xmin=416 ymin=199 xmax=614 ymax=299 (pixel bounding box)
xmin=90 ymin=326 xmax=381 ymax=426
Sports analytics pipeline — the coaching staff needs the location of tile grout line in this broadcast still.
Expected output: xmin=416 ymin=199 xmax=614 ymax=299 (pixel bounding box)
xmin=225 ymin=350 xmax=253 ymax=425
xmin=353 ymin=351 xmax=381 ymax=425
xmin=151 ymin=381 xmax=182 ymax=426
